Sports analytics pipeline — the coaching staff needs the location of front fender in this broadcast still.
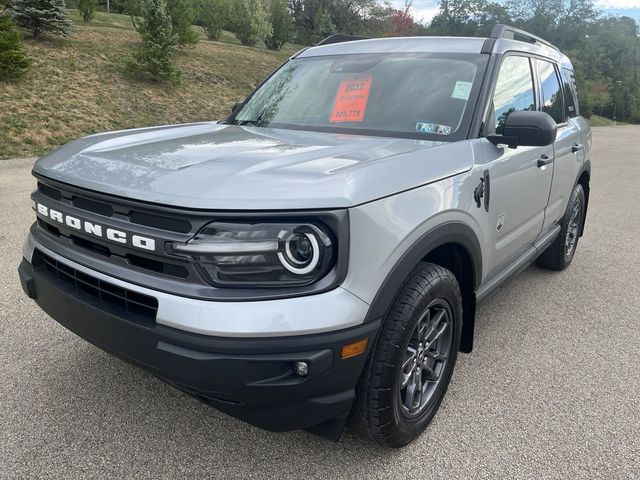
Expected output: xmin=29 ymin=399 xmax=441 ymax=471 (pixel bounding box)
xmin=341 ymin=176 xmax=484 ymax=323
xmin=363 ymin=221 xmax=482 ymax=323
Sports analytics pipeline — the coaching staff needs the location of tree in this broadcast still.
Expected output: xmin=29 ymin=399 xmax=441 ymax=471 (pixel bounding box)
xmin=166 ymin=0 xmax=199 ymax=45
xmin=328 ymin=0 xmax=373 ymax=35
xmin=228 ymin=0 xmax=271 ymax=47
xmin=78 ymin=0 xmax=96 ymax=25
xmin=0 ymin=14 xmax=30 ymax=80
xmin=358 ymin=2 xmax=394 ymax=38
xmin=289 ymin=0 xmax=376 ymax=44
xmin=313 ymin=9 xmax=334 ymax=41
xmin=10 ymin=0 xmax=71 ymax=38
xmin=265 ymin=0 xmax=290 ymax=50
xmin=388 ymin=1 xmax=415 ymax=36
xmin=426 ymin=0 xmax=640 ymax=123
xmin=429 ymin=0 xmax=509 ymax=37
xmin=198 ymin=0 xmax=229 ymax=40
xmin=125 ymin=0 xmax=181 ymax=84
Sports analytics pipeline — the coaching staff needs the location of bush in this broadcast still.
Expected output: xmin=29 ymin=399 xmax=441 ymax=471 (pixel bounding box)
xmin=125 ymin=0 xmax=181 ymax=84
xmin=228 ymin=0 xmax=271 ymax=47
xmin=265 ymin=0 xmax=289 ymax=50
xmin=78 ymin=0 xmax=96 ymax=25
xmin=11 ymin=0 xmax=71 ymax=38
xmin=199 ymin=0 xmax=229 ymax=41
xmin=0 ymin=15 xmax=30 ymax=80
xmin=166 ymin=0 xmax=199 ymax=46
xmin=311 ymin=9 xmax=335 ymax=43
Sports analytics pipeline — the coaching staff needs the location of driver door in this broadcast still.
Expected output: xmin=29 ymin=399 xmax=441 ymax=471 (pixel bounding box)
xmin=479 ymin=54 xmax=554 ymax=278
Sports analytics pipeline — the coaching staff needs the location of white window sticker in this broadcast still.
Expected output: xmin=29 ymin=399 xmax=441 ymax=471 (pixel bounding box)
xmin=415 ymin=122 xmax=452 ymax=135
xmin=451 ymin=81 xmax=472 ymax=101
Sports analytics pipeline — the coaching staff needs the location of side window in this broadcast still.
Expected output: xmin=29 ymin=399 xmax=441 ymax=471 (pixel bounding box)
xmin=491 ymin=56 xmax=535 ymax=135
xmin=562 ymin=68 xmax=579 ymax=117
xmin=535 ymin=59 xmax=564 ymax=124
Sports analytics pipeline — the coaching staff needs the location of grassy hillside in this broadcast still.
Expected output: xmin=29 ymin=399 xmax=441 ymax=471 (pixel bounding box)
xmin=0 ymin=10 xmax=298 ymax=159
xmin=588 ymin=114 xmax=626 ymax=127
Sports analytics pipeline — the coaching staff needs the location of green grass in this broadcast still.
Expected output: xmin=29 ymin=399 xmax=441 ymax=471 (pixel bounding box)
xmin=0 ymin=10 xmax=301 ymax=159
xmin=588 ymin=114 xmax=627 ymax=127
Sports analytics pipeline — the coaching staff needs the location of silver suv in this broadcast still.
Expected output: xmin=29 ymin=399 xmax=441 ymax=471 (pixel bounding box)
xmin=18 ymin=25 xmax=591 ymax=447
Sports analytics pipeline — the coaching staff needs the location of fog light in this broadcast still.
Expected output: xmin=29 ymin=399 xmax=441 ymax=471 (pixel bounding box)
xmin=293 ymin=361 xmax=309 ymax=377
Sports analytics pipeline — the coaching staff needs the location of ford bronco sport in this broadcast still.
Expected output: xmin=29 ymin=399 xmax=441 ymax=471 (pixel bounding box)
xmin=18 ymin=24 xmax=591 ymax=447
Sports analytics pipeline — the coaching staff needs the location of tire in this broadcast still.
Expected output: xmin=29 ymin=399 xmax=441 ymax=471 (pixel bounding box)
xmin=357 ymin=262 xmax=462 ymax=448
xmin=537 ymin=183 xmax=585 ymax=271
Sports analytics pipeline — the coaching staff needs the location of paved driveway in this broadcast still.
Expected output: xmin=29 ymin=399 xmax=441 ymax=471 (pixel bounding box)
xmin=1 ymin=127 xmax=638 ymax=479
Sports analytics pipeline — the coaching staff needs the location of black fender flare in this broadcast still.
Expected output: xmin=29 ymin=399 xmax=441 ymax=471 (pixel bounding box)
xmin=574 ymin=159 xmax=591 ymax=237
xmin=364 ymin=221 xmax=483 ymax=325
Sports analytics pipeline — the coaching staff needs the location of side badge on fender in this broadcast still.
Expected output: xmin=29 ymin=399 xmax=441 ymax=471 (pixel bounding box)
xmin=497 ymin=212 xmax=505 ymax=232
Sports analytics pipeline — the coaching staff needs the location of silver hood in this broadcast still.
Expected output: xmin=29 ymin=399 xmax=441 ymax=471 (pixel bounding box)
xmin=33 ymin=122 xmax=475 ymax=210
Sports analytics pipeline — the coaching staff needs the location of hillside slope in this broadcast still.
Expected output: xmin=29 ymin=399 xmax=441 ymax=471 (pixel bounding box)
xmin=0 ymin=11 xmax=296 ymax=159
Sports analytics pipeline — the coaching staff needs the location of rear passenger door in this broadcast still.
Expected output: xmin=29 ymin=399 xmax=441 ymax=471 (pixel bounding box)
xmin=534 ymin=59 xmax=585 ymax=229
xmin=480 ymin=54 xmax=553 ymax=277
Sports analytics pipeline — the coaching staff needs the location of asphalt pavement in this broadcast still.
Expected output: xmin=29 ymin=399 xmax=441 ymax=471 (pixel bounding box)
xmin=1 ymin=127 xmax=639 ymax=479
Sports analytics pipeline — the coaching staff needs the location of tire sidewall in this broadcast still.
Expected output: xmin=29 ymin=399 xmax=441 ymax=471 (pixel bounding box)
xmin=563 ymin=184 xmax=585 ymax=264
xmin=388 ymin=272 xmax=463 ymax=442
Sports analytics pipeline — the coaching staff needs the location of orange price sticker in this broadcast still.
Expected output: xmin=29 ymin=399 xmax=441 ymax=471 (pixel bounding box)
xmin=329 ymin=76 xmax=372 ymax=123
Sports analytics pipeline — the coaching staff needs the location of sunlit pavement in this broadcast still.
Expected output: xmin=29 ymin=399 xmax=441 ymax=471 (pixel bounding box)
xmin=1 ymin=127 xmax=638 ymax=479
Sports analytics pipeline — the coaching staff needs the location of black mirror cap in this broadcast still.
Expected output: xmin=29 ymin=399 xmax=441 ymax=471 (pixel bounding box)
xmin=487 ymin=111 xmax=557 ymax=148
xmin=504 ymin=110 xmax=557 ymax=146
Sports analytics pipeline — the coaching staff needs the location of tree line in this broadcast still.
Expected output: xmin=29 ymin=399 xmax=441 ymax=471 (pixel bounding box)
xmin=427 ymin=0 xmax=640 ymax=122
xmin=1 ymin=0 xmax=639 ymax=122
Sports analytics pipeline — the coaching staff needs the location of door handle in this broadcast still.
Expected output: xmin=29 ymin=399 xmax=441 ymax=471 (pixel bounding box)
xmin=572 ymin=143 xmax=583 ymax=153
xmin=473 ymin=170 xmax=490 ymax=212
xmin=537 ymin=154 xmax=553 ymax=168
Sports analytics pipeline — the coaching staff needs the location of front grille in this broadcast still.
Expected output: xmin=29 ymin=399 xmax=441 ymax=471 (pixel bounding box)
xmin=33 ymin=250 xmax=158 ymax=324
xmin=37 ymin=218 xmax=60 ymax=237
xmin=129 ymin=211 xmax=192 ymax=233
xmin=70 ymin=234 xmax=111 ymax=257
xmin=72 ymin=196 xmax=114 ymax=217
xmin=37 ymin=182 xmax=62 ymax=201
xmin=32 ymin=176 xmax=219 ymax=298
xmin=35 ymin=182 xmax=192 ymax=233
xmin=126 ymin=253 xmax=189 ymax=278
xmin=34 ymin=180 xmax=198 ymax=281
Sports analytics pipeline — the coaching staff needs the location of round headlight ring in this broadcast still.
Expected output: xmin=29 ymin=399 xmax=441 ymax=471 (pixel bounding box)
xmin=278 ymin=231 xmax=321 ymax=275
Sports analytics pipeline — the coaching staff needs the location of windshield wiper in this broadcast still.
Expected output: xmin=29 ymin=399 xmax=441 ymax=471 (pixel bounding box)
xmin=233 ymin=119 xmax=259 ymax=126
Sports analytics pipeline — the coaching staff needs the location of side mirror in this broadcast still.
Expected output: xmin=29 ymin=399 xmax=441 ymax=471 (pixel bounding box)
xmin=487 ymin=111 xmax=557 ymax=149
xmin=231 ymin=101 xmax=244 ymax=114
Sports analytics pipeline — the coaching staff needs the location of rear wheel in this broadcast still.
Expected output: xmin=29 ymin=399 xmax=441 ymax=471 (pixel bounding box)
xmin=357 ymin=262 xmax=462 ymax=448
xmin=537 ymin=183 xmax=585 ymax=271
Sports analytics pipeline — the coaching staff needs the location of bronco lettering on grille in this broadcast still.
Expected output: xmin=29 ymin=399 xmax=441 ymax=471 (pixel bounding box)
xmin=36 ymin=203 xmax=156 ymax=252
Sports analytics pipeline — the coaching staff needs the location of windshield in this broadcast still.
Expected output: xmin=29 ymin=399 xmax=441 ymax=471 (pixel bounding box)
xmin=229 ymin=53 xmax=487 ymax=141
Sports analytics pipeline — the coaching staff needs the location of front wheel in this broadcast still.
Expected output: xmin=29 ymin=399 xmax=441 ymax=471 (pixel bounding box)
xmin=537 ymin=183 xmax=585 ymax=271
xmin=357 ymin=262 xmax=462 ymax=448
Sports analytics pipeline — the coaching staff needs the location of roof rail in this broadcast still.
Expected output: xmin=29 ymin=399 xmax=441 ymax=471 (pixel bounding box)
xmin=490 ymin=24 xmax=559 ymax=51
xmin=316 ymin=34 xmax=368 ymax=46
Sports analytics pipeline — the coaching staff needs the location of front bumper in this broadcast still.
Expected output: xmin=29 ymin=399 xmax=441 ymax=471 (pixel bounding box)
xmin=18 ymin=254 xmax=381 ymax=434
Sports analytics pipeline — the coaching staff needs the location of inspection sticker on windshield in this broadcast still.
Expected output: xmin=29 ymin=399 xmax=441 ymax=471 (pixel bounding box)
xmin=451 ymin=81 xmax=473 ymax=100
xmin=415 ymin=122 xmax=452 ymax=135
xmin=329 ymin=76 xmax=372 ymax=123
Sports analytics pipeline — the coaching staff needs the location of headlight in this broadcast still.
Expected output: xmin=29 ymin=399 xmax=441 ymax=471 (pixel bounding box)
xmin=167 ymin=221 xmax=336 ymax=287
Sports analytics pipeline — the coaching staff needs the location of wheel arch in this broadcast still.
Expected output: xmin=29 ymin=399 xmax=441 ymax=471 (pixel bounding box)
xmin=364 ymin=221 xmax=482 ymax=353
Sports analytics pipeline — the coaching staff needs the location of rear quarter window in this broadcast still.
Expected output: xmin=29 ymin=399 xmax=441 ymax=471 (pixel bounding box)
xmin=561 ymin=68 xmax=579 ymax=117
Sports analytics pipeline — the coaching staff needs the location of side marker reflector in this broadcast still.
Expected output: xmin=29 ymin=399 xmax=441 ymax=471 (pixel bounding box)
xmin=341 ymin=338 xmax=368 ymax=359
